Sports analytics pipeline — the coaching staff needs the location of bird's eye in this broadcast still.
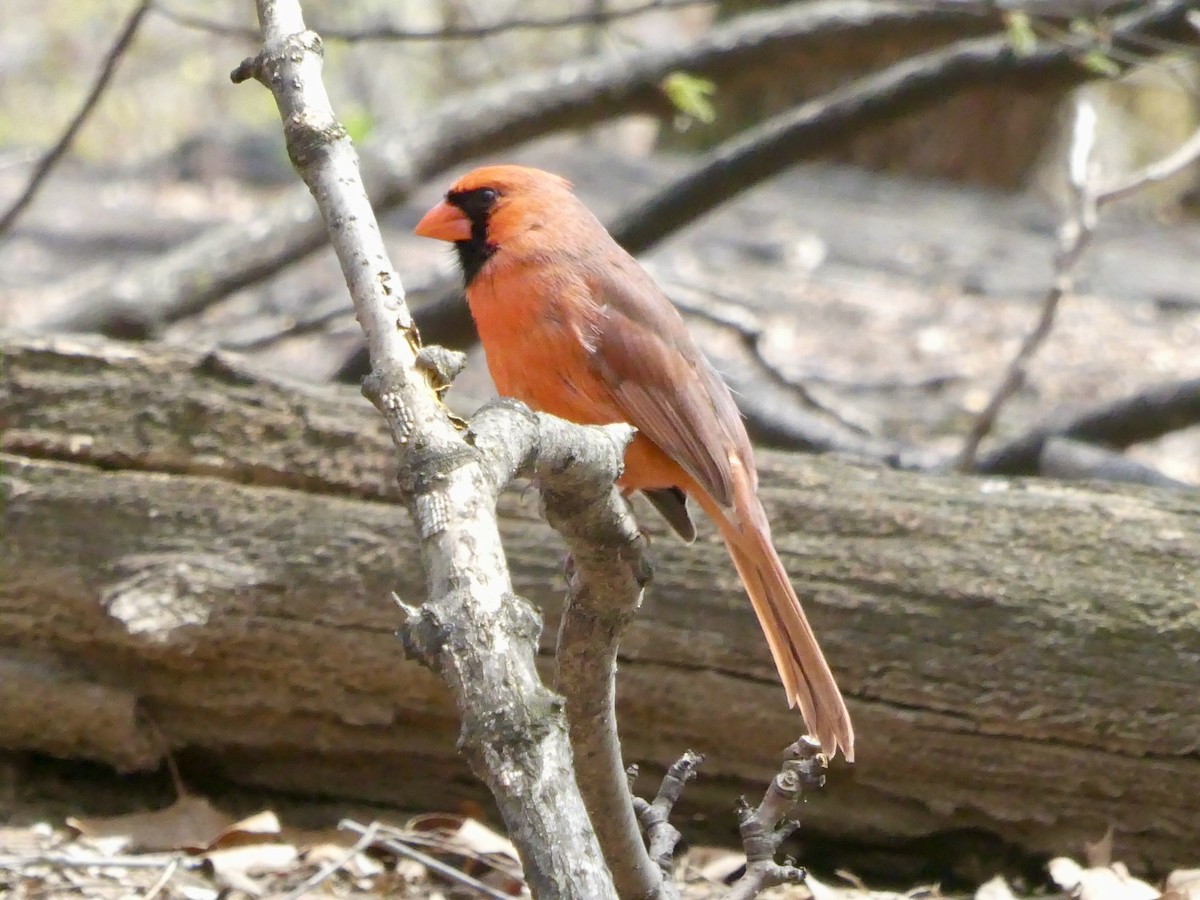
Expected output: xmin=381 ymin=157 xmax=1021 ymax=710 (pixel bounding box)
xmin=448 ymin=186 xmax=499 ymax=218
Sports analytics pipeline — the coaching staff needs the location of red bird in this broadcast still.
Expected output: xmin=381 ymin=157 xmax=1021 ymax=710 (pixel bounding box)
xmin=415 ymin=165 xmax=854 ymax=761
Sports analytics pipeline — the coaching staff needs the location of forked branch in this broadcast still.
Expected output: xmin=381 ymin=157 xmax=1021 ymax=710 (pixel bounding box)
xmin=232 ymin=4 xmax=645 ymax=896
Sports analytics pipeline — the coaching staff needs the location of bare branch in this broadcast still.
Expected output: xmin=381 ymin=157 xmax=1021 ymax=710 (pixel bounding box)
xmin=0 ymin=854 xmax=181 ymax=870
xmin=954 ymin=283 xmax=1071 ymax=473
xmin=280 ymin=821 xmax=380 ymax=900
xmin=974 ymin=376 xmax=1200 ymax=475
xmin=340 ymin=820 xmax=513 ymax=900
xmin=158 ymin=0 xmax=715 ymax=43
xmin=604 ymin=1 xmax=1192 ymax=255
xmin=648 ymin=278 xmax=869 ymax=434
xmin=724 ymin=737 xmax=826 ymax=900
xmin=1096 ymin=121 xmax=1200 ymax=207
xmin=32 ymin=0 xmax=1013 ymax=337
xmin=957 ymin=107 xmax=1200 ymax=471
xmin=334 ymin=0 xmax=1194 ymax=381
xmin=140 ymin=857 xmax=181 ymax=900
xmin=470 ymin=399 xmax=673 ymax=899
xmin=638 ymin=751 xmax=704 ymax=873
xmin=233 ymin=4 xmax=634 ymax=895
xmin=954 ymin=96 xmax=1094 ymax=471
xmin=1037 ymin=437 xmax=1192 ymax=488
xmin=658 ymin=278 xmax=930 ymax=465
xmin=0 ymin=0 xmax=153 ymax=239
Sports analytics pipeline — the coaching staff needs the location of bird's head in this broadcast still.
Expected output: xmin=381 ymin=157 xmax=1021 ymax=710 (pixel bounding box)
xmin=414 ymin=165 xmax=576 ymax=285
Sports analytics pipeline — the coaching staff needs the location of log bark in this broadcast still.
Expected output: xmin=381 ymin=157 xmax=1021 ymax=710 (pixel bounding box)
xmin=2 ymin=336 xmax=1198 ymax=875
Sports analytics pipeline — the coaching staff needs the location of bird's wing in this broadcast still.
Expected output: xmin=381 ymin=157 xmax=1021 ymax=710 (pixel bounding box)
xmin=586 ymin=253 xmax=752 ymax=508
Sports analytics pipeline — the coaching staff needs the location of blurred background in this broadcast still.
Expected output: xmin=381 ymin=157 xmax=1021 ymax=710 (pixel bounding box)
xmin=3 ymin=0 xmax=1200 ymax=476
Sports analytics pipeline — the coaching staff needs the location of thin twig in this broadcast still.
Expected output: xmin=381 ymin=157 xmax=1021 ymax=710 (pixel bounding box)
xmin=378 ymin=832 xmax=522 ymax=883
xmin=340 ymin=820 xmax=513 ymax=900
xmin=156 ymin=0 xmax=714 ymax=43
xmin=724 ymin=737 xmax=824 ymax=900
xmin=660 ymin=274 xmax=871 ymax=434
xmin=638 ymin=751 xmax=703 ymax=872
xmin=281 ymin=821 xmax=378 ymax=900
xmin=956 ymin=97 xmax=1098 ymax=471
xmin=955 ymin=283 xmax=1071 ymax=472
xmin=1096 ymin=123 xmax=1200 ymax=206
xmin=0 ymin=0 xmax=153 ymax=238
xmin=0 ymin=853 xmax=180 ymax=870
xmin=1029 ymin=17 xmax=1200 ymax=97
xmin=140 ymin=857 xmax=180 ymax=900
xmin=956 ymin=104 xmax=1200 ymax=471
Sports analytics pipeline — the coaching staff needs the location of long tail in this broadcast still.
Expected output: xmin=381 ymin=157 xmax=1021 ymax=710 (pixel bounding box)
xmin=699 ymin=485 xmax=855 ymax=762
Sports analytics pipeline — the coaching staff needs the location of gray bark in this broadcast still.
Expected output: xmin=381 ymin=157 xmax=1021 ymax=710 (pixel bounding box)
xmin=2 ymin=336 xmax=1199 ymax=871
xmin=228 ymin=3 xmax=625 ymax=895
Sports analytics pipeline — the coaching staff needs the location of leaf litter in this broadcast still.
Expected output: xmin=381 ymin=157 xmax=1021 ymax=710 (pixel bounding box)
xmin=2 ymin=802 xmax=1197 ymax=900
xmin=1 ymin=793 xmax=529 ymax=899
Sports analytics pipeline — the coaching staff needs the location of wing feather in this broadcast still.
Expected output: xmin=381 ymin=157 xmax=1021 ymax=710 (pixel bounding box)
xmin=586 ymin=255 xmax=751 ymax=508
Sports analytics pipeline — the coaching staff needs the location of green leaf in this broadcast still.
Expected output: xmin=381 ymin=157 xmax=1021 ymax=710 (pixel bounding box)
xmin=1004 ymin=12 xmax=1038 ymax=57
xmin=1069 ymin=17 xmax=1096 ymax=37
xmin=1080 ymin=49 xmax=1121 ymax=78
xmin=661 ymin=72 xmax=717 ymax=125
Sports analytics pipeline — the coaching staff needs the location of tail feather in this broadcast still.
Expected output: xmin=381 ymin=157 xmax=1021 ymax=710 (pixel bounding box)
xmin=704 ymin=488 xmax=855 ymax=762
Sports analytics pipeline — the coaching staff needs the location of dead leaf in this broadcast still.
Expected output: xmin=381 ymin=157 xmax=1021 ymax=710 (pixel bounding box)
xmin=406 ymin=813 xmax=522 ymax=877
xmin=205 ymin=810 xmax=281 ymax=850
xmin=204 ymin=842 xmax=298 ymax=895
xmin=1049 ymin=857 xmax=1160 ymax=900
xmin=68 ymin=796 xmax=233 ymax=853
xmin=304 ymin=840 xmax=385 ymax=878
xmin=407 ymin=812 xmax=462 ymax=832
xmin=976 ymin=875 xmax=1018 ymax=900
xmin=453 ymin=817 xmax=520 ymax=863
xmin=689 ymin=846 xmax=746 ymax=884
xmin=806 ymin=873 xmax=845 ymax=900
xmin=284 ymin=825 xmax=360 ymax=852
xmin=393 ymin=815 xmax=525 ymax=895
xmin=1166 ymin=870 xmax=1200 ymax=900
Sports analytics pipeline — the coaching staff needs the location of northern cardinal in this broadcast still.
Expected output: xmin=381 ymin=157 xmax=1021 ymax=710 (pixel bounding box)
xmin=415 ymin=165 xmax=854 ymax=761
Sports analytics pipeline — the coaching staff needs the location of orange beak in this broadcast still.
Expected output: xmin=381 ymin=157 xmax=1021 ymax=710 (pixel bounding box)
xmin=414 ymin=199 xmax=472 ymax=243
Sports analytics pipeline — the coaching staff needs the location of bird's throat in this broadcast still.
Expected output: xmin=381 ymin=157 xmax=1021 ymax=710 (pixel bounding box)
xmin=454 ymin=233 xmax=496 ymax=287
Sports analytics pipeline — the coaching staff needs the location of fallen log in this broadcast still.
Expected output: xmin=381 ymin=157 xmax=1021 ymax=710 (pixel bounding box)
xmin=1 ymin=336 xmax=1197 ymax=876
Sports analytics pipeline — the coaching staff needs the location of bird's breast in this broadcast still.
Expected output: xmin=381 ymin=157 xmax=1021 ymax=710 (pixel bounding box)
xmin=466 ymin=259 xmax=614 ymax=426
